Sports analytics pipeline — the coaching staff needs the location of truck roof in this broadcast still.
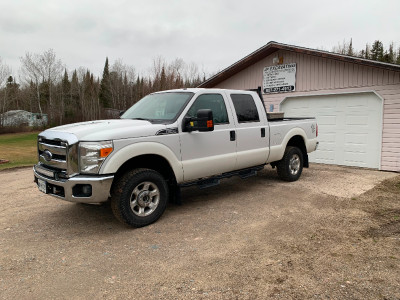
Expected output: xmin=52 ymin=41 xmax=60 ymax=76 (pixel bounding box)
xmin=153 ymin=88 xmax=256 ymax=94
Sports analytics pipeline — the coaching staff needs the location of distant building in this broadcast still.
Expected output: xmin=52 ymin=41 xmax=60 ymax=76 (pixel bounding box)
xmin=0 ymin=110 xmax=48 ymax=127
xmin=104 ymin=108 xmax=123 ymax=119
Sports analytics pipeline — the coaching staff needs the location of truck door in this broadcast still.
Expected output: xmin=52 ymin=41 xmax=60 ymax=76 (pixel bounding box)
xmin=179 ymin=93 xmax=237 ymax=181
xmin=227 ymin=93 xmax=269 ymax=169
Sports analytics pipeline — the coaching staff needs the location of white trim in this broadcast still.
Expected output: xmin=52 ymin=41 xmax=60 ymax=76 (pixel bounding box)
xmin=279 ymin=90 xmax=384 ymax=108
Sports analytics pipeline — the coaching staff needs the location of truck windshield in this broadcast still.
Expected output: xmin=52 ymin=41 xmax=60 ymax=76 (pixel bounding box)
xmin=121 ymin=92 xmax=194 ymax=123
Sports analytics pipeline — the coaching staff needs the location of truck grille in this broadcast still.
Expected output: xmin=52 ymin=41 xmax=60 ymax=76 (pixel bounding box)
xmin=36 ymin=132 xmax=79 ymax=179
xmin=38 ymin=138 xmax=68 ymax=171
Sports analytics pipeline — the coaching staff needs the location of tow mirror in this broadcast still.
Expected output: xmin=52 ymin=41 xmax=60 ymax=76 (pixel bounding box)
xmin=184 ymin=109 xmax=214 ymax=132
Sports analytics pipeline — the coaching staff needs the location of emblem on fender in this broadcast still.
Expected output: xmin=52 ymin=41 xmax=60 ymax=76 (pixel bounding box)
xmin=311 ymin=124 xmax=316 ymax=133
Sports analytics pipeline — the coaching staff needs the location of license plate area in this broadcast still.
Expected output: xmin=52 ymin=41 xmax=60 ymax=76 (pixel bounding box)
xmin=38 ymin=179 xmax=47 ymax=194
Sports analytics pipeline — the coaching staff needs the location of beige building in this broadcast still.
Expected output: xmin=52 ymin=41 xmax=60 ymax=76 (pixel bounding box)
xmin=199 ymin=42 xmax=400 ymax=172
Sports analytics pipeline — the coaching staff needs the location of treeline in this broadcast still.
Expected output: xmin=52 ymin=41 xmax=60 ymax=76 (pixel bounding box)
xmin=332 ymin=39 xmax=400 ymax=64
xmin=0 ymin=50 xmax=204 ymax=127
xmin=1 ymin=40 xmax=399 ymax=128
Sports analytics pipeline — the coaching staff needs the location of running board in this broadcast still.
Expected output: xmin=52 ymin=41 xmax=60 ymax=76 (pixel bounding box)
xmin=180 ymin=164 xmax=265 ymax=189
xmin=197 ymin=178 xmax=220 ymax=189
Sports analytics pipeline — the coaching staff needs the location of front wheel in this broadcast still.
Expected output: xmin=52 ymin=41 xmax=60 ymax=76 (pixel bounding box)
xmin=276 ymin=146 xmax=304 ymax=182
xmin=111 ymin=168 xmax=169 ymax=227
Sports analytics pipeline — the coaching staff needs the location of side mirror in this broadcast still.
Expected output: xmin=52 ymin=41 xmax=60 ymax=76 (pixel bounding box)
xmin=184 ymin=109 xmax=214 ymax=132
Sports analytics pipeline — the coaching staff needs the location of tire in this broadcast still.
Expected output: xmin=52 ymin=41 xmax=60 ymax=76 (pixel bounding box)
xmin=276 ymin=146 xmax=304 ymax=182
xmin=111 ymin=168 xmax=169 ymax=228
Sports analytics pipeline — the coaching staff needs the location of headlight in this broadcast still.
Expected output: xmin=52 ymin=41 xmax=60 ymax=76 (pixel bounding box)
xmin=79 ymin=141 xmax=113 ymax=174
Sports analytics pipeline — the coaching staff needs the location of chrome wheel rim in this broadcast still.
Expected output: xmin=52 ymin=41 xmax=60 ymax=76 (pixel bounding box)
xmin=289 ymin=154 xmax=301 ymax=175
xmin=130 ymin=181 xmax=160 ymax=217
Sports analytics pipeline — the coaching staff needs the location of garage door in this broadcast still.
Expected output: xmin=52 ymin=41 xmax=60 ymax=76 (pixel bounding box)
xmin=280 ymin=92 xmax=383 ymax=169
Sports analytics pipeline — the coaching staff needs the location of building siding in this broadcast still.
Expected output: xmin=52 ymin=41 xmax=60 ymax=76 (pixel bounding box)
xmin=214 ymin=50 xmax=400 ymax=172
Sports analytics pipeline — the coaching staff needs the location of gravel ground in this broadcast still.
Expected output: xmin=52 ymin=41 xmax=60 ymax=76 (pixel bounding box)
xmin=0 ymin=164 xmax=399 ymax=299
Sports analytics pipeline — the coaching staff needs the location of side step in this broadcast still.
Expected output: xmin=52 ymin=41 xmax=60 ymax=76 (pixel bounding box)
xmin=180 ymin=164 xmax=265 ymax=189
xmin=238 ymin=169 xmax=258 ymax=179
xmin=198 ymin=178 xmax=220 ymax=189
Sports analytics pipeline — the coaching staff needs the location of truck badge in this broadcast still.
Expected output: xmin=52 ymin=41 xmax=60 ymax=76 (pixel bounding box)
xmin=43 ymin=150 xmax=53 ymax=162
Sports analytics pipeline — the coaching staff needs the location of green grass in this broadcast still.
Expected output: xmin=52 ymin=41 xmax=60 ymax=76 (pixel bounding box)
xmin=0 ymin=132 xmax=39 ymax=170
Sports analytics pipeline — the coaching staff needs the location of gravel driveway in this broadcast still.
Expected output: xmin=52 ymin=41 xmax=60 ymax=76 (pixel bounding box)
xmin=0 ymin=164 xmax=399 ymax=299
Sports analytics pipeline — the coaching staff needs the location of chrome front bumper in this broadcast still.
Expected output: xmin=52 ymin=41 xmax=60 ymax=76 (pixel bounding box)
xmin=33 ymin=164 xmax=114 ymax=203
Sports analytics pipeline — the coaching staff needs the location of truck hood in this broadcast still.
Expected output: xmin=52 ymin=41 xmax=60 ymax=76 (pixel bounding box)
xmin=44 ymin=119 xmax=168 ymax=141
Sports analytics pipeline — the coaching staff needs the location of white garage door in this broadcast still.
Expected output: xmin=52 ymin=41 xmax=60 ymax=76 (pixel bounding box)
xmin=280 ymin=92 xmax=383 ymax=169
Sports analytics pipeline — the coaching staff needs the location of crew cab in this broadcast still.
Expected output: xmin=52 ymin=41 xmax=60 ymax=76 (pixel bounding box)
xmin=34 ymin=88 xmax=318 ymax=227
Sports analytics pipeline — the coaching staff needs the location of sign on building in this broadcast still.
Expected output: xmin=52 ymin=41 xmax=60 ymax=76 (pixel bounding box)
xmin=263 ymin=63 xmax=296 ymax=94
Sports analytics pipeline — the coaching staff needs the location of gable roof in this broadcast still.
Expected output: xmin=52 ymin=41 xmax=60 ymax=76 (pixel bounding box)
xmin=199 ymin=41 xmax=400 ymax=88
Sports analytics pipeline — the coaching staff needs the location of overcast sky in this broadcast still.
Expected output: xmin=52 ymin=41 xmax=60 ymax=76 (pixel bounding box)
xmin=1 ymin=0 xmax=399 ymax=80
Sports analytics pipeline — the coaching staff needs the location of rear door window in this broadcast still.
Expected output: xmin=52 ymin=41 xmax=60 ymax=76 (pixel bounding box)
xmin=230 ymin=94 xmax=260 ymax=123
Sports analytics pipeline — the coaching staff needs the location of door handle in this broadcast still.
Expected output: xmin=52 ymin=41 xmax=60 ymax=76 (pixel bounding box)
xmin=261 ymin=128 xmax=265 ymax=138
xmin=230 ymin=130 xmax=236 ymax=141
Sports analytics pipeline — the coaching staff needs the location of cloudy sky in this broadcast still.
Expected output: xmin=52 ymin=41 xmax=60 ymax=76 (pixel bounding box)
xmin=1 ymin=0 xmax=399 ymax=79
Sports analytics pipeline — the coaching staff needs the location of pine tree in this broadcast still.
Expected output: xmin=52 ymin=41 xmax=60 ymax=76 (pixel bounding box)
xmin=123 ymin=73 xmax=128 ymax=109
xmin=387 ymin=43 xmax=395 ymax=63
xmin=365 ymin=44 xmax=370 ymax=59
xmin=62 ymin=70 xmax=70 ymax=92
xmin=347 ymin=38 xmax=354 ymax=56
xmin=397 ymin=47 xmax=400 ymax=64
xmin=60 ymin=69 xmax=70 ymax=124
xmin=160 ymin=66 xmax=166 ymax=90
xmin=99 ymin=57 xmax=112 ymax=108
xmin=6 ymin=76 xmax=20 ymax=110
xmin=370 ymin=40 xmax=384 ymax=61
xmin=135 ymin=76 xmax=141 ymax=102
xmin=70 ymin=70 xmax=81 ymax=121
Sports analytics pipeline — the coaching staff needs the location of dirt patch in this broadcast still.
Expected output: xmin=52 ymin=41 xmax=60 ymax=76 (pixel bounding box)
xmin=360 ymin=177 xmax=400 ymax=239
xmin=0 ymin=166 xmax=399 ymax=299
xmin=272 ymin=163 xmax=398 ymax=198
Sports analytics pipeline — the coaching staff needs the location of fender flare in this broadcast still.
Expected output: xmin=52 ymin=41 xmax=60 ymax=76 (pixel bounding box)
xmin=100 ymin=142 xmax=184 ymax=183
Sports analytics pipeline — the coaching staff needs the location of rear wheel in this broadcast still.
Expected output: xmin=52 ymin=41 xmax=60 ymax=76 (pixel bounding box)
xmin=111 ymin=168 xmax=168 ymax=227
xmin=276 ymin=146 xmax=304 ymax=182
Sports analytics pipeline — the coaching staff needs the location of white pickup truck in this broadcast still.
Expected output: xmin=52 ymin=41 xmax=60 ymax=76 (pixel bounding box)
xmin=34 ymin=88 xmax=318 ymax=227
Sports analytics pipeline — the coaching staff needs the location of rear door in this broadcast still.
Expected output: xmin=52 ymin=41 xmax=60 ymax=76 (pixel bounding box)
xmin=226 ymin=92 xmax=269 ymax=169
xmin=179 ymin=92 xmax=237 ymax=181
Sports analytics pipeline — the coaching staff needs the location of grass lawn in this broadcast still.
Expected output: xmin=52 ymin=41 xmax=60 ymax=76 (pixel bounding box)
xmin=0 ymin=132 xmax=39 ymax=171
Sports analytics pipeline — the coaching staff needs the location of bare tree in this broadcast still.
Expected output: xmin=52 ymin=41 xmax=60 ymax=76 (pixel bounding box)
xmin=20 ymin=49 xmax=63 ymax=123
xmin=109 ymin=59 xmax=137 ymax=109
xmin=0 ymin=57 xmax=12 ymax=126
xmin=0 ymin=57 xmax=10 ymax=86
xmin=40 ymin=49 xmax=63 ymax=121
xmin=332 ymin=39 xmax=349 ymax=55
xmin=20 ymin=52 xmax=45 ymax=116
xmin=20 ymin=52 xmax=46 ymax=115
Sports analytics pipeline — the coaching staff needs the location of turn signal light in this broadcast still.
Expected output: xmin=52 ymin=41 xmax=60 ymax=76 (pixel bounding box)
xmin=207 ymin=120 xmax=213 ymax=128
xmin=100 ymin=147 xmax=113 ymax=158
